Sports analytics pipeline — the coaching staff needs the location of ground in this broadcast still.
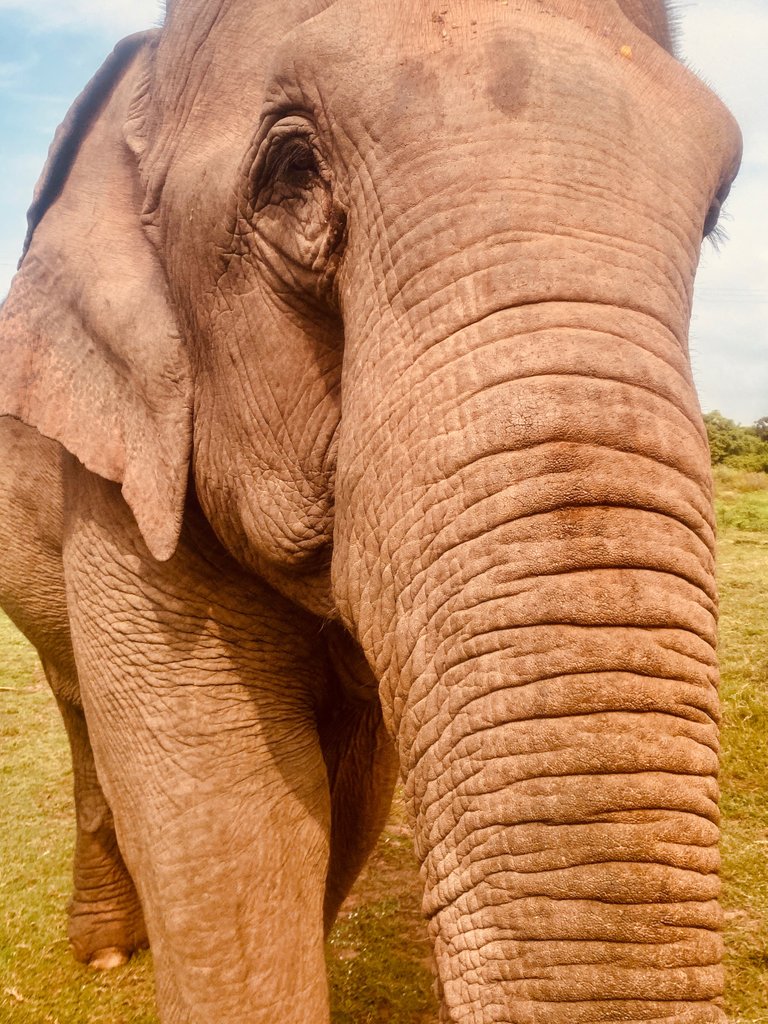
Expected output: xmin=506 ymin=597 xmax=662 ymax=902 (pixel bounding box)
xmin=1 ymin=467 xmax=767 ymax=1022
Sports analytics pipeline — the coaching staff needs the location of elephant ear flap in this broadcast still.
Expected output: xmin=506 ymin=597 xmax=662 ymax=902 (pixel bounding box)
xmin=0 ymin=32 xmax=192 ymax=562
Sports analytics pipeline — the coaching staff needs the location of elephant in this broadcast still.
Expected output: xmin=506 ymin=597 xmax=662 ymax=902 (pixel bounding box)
xmin=0 ymin=0 xmax=742 ymax=1021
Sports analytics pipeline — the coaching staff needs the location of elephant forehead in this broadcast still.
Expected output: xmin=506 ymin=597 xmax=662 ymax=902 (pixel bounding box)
xmin=284 ymin=0 xmax=646 ymax=56
xmin=272 ymin=15 xmax=598 ymax=138
xmin=150 ymin=0 xmax=336 ymax=139
xmin=269 ymin=1 xmax=737 ymax=187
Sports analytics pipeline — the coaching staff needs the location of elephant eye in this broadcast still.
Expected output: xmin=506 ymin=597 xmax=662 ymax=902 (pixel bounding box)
xmin=703 ymin=180 xmax=732 ymax=242
xmin=269 ymin=138 xmax=319 ymax=188
xmin=251 ymin=122 xmax=328 ymax=213
xmin=239 ymin=116 xmax=346 ymax=298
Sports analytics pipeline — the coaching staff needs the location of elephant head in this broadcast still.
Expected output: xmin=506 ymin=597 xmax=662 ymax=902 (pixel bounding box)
xmin=0 ymin=1 xmax=741 ymax=1020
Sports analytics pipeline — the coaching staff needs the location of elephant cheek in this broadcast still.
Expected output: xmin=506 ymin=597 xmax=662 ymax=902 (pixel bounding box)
xmin=189 ymin=305 xmax=341 ymax=616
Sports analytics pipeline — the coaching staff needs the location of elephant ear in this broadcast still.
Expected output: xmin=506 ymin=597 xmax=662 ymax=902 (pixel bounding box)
xmin=0 ymin=31 xmax=192 ymax=562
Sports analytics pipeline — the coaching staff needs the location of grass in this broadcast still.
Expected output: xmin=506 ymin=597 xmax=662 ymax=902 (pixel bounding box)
xmin=1 ymin=467 xmax=767 ymax=1021
xmin=327 ymin=801 xmax=435 ymax=1024
xmin=0 ymin=630 xmax=159 ymax=1024
xmin=715 ymin=465 xmax=768 ymax=534
xmin=714 ymin=467 xmax=768 ymax=1021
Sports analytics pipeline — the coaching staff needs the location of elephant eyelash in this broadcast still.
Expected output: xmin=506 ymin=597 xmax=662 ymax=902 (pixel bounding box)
xmin=706 ymin=221 xmax=729 ymax=252
xmin=702 ymin=202 xmax=722 ymax=242
xmin=702 ymin=180 xmax=733 ymax=246
xmin=267 ymin=138 xmax=320 ymax=188
xmin=250 ymin=125 xmax=328 ymax=213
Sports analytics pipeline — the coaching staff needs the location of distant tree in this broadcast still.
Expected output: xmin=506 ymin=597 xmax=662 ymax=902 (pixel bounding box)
xmin=754 ymin=416 xmax=768 ymax=441
xmin=704 ymin=411 xmax=743 ymax=464
xmin=703 ymin=411 xmax=768 ymax=472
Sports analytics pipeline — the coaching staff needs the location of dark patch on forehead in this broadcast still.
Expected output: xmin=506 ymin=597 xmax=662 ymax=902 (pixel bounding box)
xmin=392 ymin=57 xmax=444 ymax=126
xmin=485 ymin=38 xmax=533 ymax=117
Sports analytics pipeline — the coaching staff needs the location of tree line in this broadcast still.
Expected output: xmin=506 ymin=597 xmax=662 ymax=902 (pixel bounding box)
xmin=704 ymin=412 xmax=768 ymax=472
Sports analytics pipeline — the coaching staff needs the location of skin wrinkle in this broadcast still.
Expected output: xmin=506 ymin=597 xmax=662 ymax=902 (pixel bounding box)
xmin=358 ymin=318 xmax=698 ymax=441
xmin=455 ymin=957 xmax=724 ymax=987
xmin=427 ymin=894 xmax=723 ymax=932
xmin=431 ymin=565 xmax=717 ymax=626
xmin=0 ymin=1 xmax=744 ymax=1019
xmin=340 ymin=334 xmax=708 ymax=484
xmin=421 ymin=831 xmax=723 ymax=894
xmin=422 ymin=545 xmax=718 ymax=615
xmin=357 ymin=179 xmax=403 ymax=344
xmin=462 ymin=859 xmax=721 ymax=899
xmin=408 ymin=687 xmax=722 ymax=778
xmin=434 ymin=818 xmax=723 ymax=875
xmin=419 ymin=745 xmax=721 ymax=821
xmin=352 ymin=424 xmax=690 ymax=526
xmin=401 ymin=608 xmax=720 ymax=732
xmin=412 ymin=760 xmax=723 ymax=828
xmin=378 ymin=370 xmax=707 ymax=460
xmin=373 ymin=301 xmax=695 ymax=414
xmin=337 ymin=135 xmax=415 ymax=331
xmin=428 ymin=819 xmax=729 ymax=851
xmin=64 ymin=489 xmax=331 ymax=1015
xmin=411 ymin=513 xmax=717 ymax=609
xmin=399 ymin=667 xmax=724 ymax=851
xmin=198 ymin=281 xmax=340 ymax=566
xmin=456 ymin=220 xmax=694 ymax=306
xmin=377 ymin=136 xmax=697 ymax=265
xmin=407 ymin=620 xmax=718 ymax=671
xmin=368 ymin=350 xmax=704 ymax=477
xmin=415 ymin=734 xmax=721 ymax=820
xmin=432 ymin=669 xmax=720 ymax=724
xmin=423 ymin=768 xmax=722 ymax=830
xmin=379 ymin=178 xmax=695 ymax=311
xmin=200 ymin=156 xmax=344 ymax=566
xmin=368 ymin=267 xmax=689 ymax=368
xmin=429 ymin=622 xmax=720 ymax=685
xmin=425 ymin=849 xmax=723 ymax=903
xmin=392 ymin=493 xmax=717 ymax=634
xmin=453 ymin=934 xmax=720 ymax=950
xmin=346 ymin=444 xmax=715 ymax=569
xmin=342 ymin=95 xmax=708 ymax=331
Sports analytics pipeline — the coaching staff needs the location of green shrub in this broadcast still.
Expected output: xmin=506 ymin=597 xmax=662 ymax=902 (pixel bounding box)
xmin=704 ymin=411 xmax=768 ymax=473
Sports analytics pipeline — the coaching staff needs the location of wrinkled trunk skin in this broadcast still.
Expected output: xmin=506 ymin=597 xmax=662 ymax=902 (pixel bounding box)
xmin=338 ymin=313 xmax=722 ymax=1021
xmin=330 ymin=26 xmax=729 ymax=1016
xmin=337 ymin=305 xmax=723 ymax=1024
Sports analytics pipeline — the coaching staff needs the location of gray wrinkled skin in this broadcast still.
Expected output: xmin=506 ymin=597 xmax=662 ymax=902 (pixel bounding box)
xmin=0 ymin=1 xmax=741 ymax=1021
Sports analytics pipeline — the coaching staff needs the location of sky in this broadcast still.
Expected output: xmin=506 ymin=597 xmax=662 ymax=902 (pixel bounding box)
xmin=0 ymin=1 xmax=765 ymax=424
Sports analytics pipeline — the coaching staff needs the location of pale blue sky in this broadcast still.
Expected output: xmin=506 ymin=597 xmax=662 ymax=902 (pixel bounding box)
xmin=0 ymin=1 xmax=765 ymax=423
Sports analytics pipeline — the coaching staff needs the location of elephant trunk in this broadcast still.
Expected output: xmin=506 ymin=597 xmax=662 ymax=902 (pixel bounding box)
xmin=334 ymin=295 xmax=724 ymax=1021
xmin=402 ymin=501 xmax=723 ymax=1021
xmin=411 ymin=611 xmax=723 ymax=1023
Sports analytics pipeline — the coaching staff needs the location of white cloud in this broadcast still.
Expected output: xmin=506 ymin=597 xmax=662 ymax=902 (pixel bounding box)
xmin=0 ymin=0 xmax=163 ymax=35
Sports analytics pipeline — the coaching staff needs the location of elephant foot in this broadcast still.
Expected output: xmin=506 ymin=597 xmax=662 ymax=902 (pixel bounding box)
xmin=87 ymin=946 xmax=132 ymax=971
xmin=68 ymin=897 xmax=149 ymax=969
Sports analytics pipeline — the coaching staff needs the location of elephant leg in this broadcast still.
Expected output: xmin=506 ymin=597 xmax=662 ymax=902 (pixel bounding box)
xmin=321 ymin=697 xmax=398 ymax=930
xmin=48 ymin=664 xmax=147 ymax=969
xmin=63 ymin=472 xmax=333 ymax=1024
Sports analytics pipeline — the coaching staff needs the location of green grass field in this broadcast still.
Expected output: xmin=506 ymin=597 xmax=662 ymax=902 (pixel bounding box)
xmin=1 ymin=467 xmax=767 ymax=1022
xmin=714 ymin=469 xmax=768 ymax=1020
